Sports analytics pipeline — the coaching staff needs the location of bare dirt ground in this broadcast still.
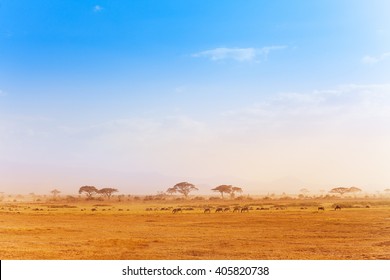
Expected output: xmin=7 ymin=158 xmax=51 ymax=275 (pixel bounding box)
xmin=1 ymin=200 xmax=390 ymax=259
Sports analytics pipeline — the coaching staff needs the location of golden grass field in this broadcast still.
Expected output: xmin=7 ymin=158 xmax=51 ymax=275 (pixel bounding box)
xmin=1 ymin=199 xmax=390 ymax=260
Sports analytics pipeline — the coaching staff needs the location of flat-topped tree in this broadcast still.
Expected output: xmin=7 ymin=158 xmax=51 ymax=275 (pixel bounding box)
xmin=299 ymin=188 xmax=310 ymax=195
xmin=170 ymin=182 xmax=198 ymax=198
xmin=212 ymin=185 xmax=232 ymax=199
xmin=329 ymin=187 xmax=350 ymax=195
xmin=231 ymin=186 xmax=243 ymax=198
xmin=329 ymin=187 xmax=362 ymax=196
xmin=79 ymin=186 xmax=98 ymax=199
xmin=166 ymin=187 xmax=177 ymax=196
xmin=51 ymin=189 xmax=61 ymax=198
xmin=98 ymin=188 xmax=118 ymax=200
xmin=348 ymin=186 xmax=362 ymax=195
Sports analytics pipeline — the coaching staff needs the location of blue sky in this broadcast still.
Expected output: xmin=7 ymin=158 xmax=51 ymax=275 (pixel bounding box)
xmin=1 ymin=1 xmax=390 ymax=195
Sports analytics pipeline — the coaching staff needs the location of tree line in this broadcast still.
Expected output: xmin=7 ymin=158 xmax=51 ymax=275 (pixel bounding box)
xmin=76 ymin=182 xmax=245 ymax=200
xmin=78 ymin=186 xmax=118 ymax=200
xmin=74 ymin=183 xmax=372 ymax=200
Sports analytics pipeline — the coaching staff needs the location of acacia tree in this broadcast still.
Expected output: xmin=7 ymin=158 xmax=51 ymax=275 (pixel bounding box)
xmin=51 ymin=189 xmax=61 ymax=198
xmin=211 ymin=185 xmax=232 ymax=199
xmin=166 ymin=187 xmax=177 ymax=196
xmin=299 ymin=188 xmax=310 ymax=195
xmin=329 ymin=187 xmax=350 ymax=195
xmin=329 ymin=187 xmax=362 ymax=196
xmin=98 ymin=188 xmax=118 ymax=200
xmin=169 ymin=182 xmax=198 ymax=198
xmin=79 ymin=186 xmax=98 ymax=199
xmin=230 ymin=186 xmax=243 ymax=199
xmin=349 ymin=186 xmax=362 ymax=196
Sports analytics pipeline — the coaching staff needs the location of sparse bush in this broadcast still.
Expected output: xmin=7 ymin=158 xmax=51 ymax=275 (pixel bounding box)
xmin=209 ymin=196 xmax=221 ymax=201
xmin=47 ymin=205 xmax=77 ymax=209
xmin=66 ymin=195 xmax=77 ymax=202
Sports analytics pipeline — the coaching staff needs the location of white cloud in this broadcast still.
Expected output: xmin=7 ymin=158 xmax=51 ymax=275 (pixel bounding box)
xmin=362 ymin=52 xmax=390 ymax=64
xmin=192 ymin=46 xmax=286 ymax=62
xmin=221 ymin=84 xmax=390 ymax=134
xmin=93 ymin=5 xmax=103 ymax=12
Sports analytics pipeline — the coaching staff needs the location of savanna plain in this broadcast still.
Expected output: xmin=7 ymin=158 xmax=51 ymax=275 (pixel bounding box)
xmin=1 ymin=198 xmax=390 ymax=260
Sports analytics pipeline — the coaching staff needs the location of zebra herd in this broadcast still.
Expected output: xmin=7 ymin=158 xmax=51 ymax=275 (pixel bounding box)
xmin=169 ymin=205 xmax=284 ymax=214
xmin=318 ymin=205 xmax=342 ymax=211
xmin=164 ymin=205 xmax=344 ymax=214
xmin=175 ymin=206 xmax=251 ymax=214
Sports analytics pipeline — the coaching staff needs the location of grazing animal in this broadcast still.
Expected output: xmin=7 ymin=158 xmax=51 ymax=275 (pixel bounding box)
xmin=215 ymin=207 xmax=223 ymax=213
xmin=233 ymin=206 xmax=241 ymax=213
xmin=241 ymin=206 xmax=249 ymax=213
xmin=334 ymin=205 xmax=341 ymax=211
xmin=204 ymin=208 xmax=211 ymax=214
xmin=224 ymin=207 xmax=231 ymax=212
xmin=172 ymin=208 xmax=182 ymax=214
xmin=318 ymin=206 xmax=325 ymax=211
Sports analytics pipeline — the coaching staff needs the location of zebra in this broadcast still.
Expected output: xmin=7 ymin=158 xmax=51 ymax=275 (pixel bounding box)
xmin=334 ymin=205 xmax=341 ymax=211
xmin=172 ymin=208 xmax=182 ymax=214
xmin=318 ymin=206 xmax=325 ymax=211
xmin=204 ymin=208 xmax=211 ymax=214
xmin=215 ymin=207 xmax=223 ymax=213
xmin=241 ymin=206 xmax=249 ymax=213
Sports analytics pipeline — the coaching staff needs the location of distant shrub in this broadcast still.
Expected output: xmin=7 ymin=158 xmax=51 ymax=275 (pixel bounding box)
xmin=66 ymin=195 xmax=77 ymax=202
xmin=209 ymin=196 xmax=221 ymax=201
xmin=192 ymin=196 xmax=205 ymax=200
xmin=48 ymin=205 xmax=77 ymax=209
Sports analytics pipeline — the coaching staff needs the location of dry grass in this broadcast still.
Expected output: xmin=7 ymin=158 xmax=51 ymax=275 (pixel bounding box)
xmin=1 ymin=200 xmax=390 ymax=260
